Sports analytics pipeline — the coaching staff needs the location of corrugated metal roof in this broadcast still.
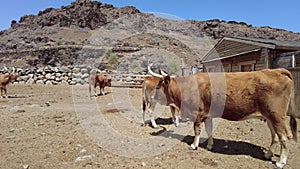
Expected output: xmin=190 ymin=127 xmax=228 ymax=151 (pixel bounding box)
xmin=202 ymin=37 xmax=300 ymax=62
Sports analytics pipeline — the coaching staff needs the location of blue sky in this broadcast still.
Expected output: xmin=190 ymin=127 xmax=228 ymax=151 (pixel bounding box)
xmin=1 ymin=0 xmax=299 ymax=33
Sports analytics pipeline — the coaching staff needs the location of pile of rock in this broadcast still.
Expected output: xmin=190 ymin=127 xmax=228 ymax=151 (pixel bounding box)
xmin=8 ymin=66 xmax=101 ymax=85
xmin=2 ymin=65 xmax=147 ymax=86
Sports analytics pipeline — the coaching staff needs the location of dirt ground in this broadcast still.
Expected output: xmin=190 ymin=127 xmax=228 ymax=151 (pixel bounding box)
xmin=0 ymin=84 xmax=299 ymax=169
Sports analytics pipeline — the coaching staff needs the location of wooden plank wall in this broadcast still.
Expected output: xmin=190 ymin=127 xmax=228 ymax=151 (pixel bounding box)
xmin=203 ymin=49 xmax=267 ymax=72
xmin=289 ymin=68 xmax=300 ymax=118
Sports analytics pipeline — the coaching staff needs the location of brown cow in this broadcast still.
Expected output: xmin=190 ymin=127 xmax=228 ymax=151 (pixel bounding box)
xmin=141 ymin=76 xmax=180 ymax=128
xmin=0 ymin=72 xmax=18 ymax=98
xmin=88 ymin=74 xmax=111 ymax=97
xmin=149 ymin=66 xmax=297 ymax=169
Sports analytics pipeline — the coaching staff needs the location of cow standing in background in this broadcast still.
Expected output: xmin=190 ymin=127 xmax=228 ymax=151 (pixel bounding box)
xmin=0 ymin=72 xmax=18 ymax=98
xmin=141 ymin=76 xmax=180 ymax=128
xmin=89 ymin=74 xmax=111 ymax=97
xmin=149 ymin=65 xmax=297 ymax=169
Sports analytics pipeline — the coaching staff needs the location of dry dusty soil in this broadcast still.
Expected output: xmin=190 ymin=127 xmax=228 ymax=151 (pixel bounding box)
xmin=0 ymin=84 xmax=299 ymax=169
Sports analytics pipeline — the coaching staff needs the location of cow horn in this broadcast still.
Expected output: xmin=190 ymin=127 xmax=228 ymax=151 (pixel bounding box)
xmin=3 ymin=66 xmax=8 ymax=72
xmin=160 ymin=69 xmax=168 ymax=76
xmin=148 ymin=64 xmax=163 ymax=78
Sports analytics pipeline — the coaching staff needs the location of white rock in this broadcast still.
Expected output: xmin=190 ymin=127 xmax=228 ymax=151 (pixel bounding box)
xmin=22 ymin=164 xmax=29 ymax=169
xmin=79 ymin=149 xmax=87 ymax=154
xmin=26 ymin=78 xmax=35 ymax=84
xmin=45 ymin=81 xmax=52 ymax=85
xmin=75 ymin=155 xmax=93 ymax=162
xmin=76 ymin=144 xmax=82 ymax=148
xmin=6 ymin=136 xmax=16 ymax=140
xmin=45 ymin=74 xmax=52 ymax=79
xmin=45 ymin=101 xmax=50 ymax=107
xmin=245 ymin=140 xmax=251 ymax=143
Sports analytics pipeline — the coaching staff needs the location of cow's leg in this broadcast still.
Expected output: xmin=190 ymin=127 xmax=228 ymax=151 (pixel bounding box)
xmin=88 ymin=81 xmax=94 ymax=97
xmin=0 ymin=87 xmax=3 ymax=98
xmin=149 ymin=102 xmax=158 ymax=128
xmin=93 ymin=83 xmax=97 ymax=96
xmin=142 ymin=112 xmax=146 ymax=126
xmin=170 ymin=106 xmax=179 ymax=127
xmin=272 ymin=119 xmax=289 ymax=168
xmin=100 ymin=87 xmax=105 ymax=95
xmin=141 ymin=100 xmax=147 ymax=127
xmin=205 ymin=117 xmax=213 ymax=150
xmin=2 ymin=87 xmax=7 ymax=98
xmin=265 ymin=120 xmax=278 ymax=160
xmin=190 ymin=112 xmax=205 ymax=150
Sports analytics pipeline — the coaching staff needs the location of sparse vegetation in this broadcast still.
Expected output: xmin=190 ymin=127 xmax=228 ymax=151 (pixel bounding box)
xmin=106 ymin=49 xmax=118 ymax=65
xmin=55 ymin=39 xmax=62 ymax=46
xmin=167 ymin=60 xmax=180 ymax=74
xmin=130 ymin=61 xmax=143 ymax=73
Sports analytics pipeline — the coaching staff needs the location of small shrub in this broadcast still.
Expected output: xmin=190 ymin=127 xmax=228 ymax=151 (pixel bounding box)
xmin=106 ymin=50 xmax=118 ymax=65
xmin=131 ymin=61 xmax=143 ymax=73
xmin=55 ymin=39 xmax=62 ymax=46
xmin=167 ymin=60 xmax=180 ymax=74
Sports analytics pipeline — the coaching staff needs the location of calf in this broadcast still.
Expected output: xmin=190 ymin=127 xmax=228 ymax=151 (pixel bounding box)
xmin=0 ymin=72 xmax=18 ymax=98
xmin=89 ymin=74 xmax=111 ymax=97
xmin=149 ymin=66 xmax=297 ymax=169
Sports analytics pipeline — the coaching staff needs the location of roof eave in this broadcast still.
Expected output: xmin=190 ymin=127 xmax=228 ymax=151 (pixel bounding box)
xmin=202 ymin=48 xmax=261 ymax=63
xmin=224 ymin=37 xmax=276 ymax=49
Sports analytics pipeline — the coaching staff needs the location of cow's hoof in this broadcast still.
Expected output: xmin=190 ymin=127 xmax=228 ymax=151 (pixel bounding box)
xmin=189 ymin=144 xmax=197 ymax=150
xmin=152 ymin=125 xmax=158 ymax=129
xmin=206 ymin=145 xmax=213 ymax=150
xmin=174 ymin=122 xmax=179 ymax=127
xmin=275 ymin=161 xmax=285 ymax=169
xmin=141 ymin=123 xmax=146 ymax=127
xmin=264 ymin=151 xmax=273 ymax=160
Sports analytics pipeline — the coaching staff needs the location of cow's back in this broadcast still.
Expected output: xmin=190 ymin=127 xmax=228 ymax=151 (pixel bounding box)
xmin=208 ymin=69 xmax=293 ymax=120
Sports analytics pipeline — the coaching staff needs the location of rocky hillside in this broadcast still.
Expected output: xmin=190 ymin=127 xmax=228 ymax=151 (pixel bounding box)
xmin=192 ymin=19 xmax=300 ymax=41
xmin=1 ymin=0 xmax=300 ymax=71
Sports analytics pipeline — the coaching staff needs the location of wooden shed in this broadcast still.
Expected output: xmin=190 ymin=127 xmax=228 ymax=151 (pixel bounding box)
xmin=202 ymin=36 xmax=300 ymax=118
xmin=202 ymin=36 xmax=300 ymax=72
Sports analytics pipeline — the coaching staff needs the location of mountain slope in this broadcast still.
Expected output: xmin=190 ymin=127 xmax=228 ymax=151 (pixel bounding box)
xmin=0 ymin=0 xmax=299 ymax=69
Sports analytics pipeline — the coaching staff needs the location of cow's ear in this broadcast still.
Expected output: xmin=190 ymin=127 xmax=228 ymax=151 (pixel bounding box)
xmin=164 ymin=76 xmax=171 ymax=85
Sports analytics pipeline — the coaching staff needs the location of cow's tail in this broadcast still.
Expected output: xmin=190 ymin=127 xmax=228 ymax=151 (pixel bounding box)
xmin=289 ymin=88 xmax=298 ymax=142
xmin=142 ymin=84 xmax=147 ymax=112
xmin=88 ymin=76 xmax=92 ymax=97
xmin=141 ymin=84 xmax=147 ymax=126
xmin=284 ymin=68 xmax=298 ymax=142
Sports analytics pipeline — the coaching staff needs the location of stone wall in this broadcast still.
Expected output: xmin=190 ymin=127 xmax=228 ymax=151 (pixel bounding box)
xmin=7 ymin=66 xmax=92 ymax=85
xmin=1 ymin=66 xmax=146 ymax=87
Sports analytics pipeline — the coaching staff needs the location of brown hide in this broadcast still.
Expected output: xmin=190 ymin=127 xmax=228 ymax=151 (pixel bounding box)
xmin=0 ymin=73 xmax=18 ymax=97
xmin=142 ymin=76 xmax=159 ymax=107
xmin=89 ymin=74 xmax=111 ymax=96
xmin=151 ymin=67 xmax=297 ymax=168
xmin=154 ymin=68 xmax=294 ymax=122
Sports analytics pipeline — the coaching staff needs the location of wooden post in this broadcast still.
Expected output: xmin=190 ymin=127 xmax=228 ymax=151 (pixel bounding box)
xmin=263 ymin=48 xmax=270 ymax=69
